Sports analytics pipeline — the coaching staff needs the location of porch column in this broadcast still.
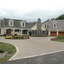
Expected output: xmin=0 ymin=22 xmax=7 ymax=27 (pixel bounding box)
xmin=5 ymin=28 xmax=6 ymax=34
xmin=13 ymin=29 xmax=15 ymax=35
xmin=57 ymin=30 xmax=58 ymax=36
xmin=48 ymin=30 xmax=50 ymax=36
xmin=21 ymin=29 xmax=23 ymax=35
xmin=27 ymin=30 xmax=29 ymax=35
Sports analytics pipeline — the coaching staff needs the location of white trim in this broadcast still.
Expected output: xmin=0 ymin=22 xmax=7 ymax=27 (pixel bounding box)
xmin=53 ymin=21 xmax=57 ymax=28
xmin=9 ymin=19 xmax=14 ymax=26
xmin=9 ymin=45 xmax=19 ymax=61
xmin=57 ymin=30 xmax=58 ymax=35
xmin=48 ymin=30 xmax=50 ymax=36
xmin=21 ymin=21 xmax=25 ymax=27
xmin=45 ymin=24 xmax=48 ymax=28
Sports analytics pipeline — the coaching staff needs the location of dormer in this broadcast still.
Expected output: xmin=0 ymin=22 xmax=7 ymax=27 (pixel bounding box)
xmin=21 ymin=20 xmax=26 ymax=27
xmin=9 ymin=19 xmax=14 ymax=26
xmin=53 ymin=21 xmax=57 ymax=28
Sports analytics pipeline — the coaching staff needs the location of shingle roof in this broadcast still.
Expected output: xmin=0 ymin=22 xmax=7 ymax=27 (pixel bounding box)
xmin=0 ymin=20 xmax=3 ymax=27
xmin=0 ymin=18 xmax=37 ymax=29
xmin=26 ymin=22 xmax=36 ymax=28
xmin=48 ymin=20 xmax=64 ymax=30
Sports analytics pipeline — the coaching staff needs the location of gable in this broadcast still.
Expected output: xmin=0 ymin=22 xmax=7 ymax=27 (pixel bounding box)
xmin=31 ymin=24 xmax=37 ymax=30
xmin=41 ymin=24 xmax=46 ymax=30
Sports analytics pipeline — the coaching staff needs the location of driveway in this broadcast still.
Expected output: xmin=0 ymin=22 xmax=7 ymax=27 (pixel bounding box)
xmin=0 ymin=37 xmax=64 ymax=61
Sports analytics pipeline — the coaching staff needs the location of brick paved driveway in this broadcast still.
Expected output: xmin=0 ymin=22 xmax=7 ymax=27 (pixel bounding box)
xmin=0 ymin=37 xmax=64 ymax=61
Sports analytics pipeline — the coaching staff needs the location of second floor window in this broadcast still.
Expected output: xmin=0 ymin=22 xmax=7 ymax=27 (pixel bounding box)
xmin=10 ymin=22 xmax=13 ymax=26
xmin=22 ymin=23 xmax=25 ymax=27
xmin=45 ymin=24 xmax=48 ymax=28
xmin=45 ymin=25 xmax=46 ymax=28
xmin=9 ymin=19 xmax=14 ymax=26
xmin=53 ymin=21 xmax=57 ymax=28
xmin=21 ymin=21 xmax=25 ymax=27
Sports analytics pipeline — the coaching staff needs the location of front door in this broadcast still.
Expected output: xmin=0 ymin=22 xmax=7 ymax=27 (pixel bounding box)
xmin=6 ymin=29 xmax=11 ymax=34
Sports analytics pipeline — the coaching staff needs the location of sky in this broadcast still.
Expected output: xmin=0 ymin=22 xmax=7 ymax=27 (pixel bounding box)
xmin=0 ymin=0 xmax=64 ymax=22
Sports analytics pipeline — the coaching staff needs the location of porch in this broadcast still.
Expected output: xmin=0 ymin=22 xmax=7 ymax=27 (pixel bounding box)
xmin=5 ymin=29 xmax=29 ymax=35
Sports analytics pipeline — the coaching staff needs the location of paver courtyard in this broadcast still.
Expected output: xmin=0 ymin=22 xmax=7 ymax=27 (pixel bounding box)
xmin=0 ymin=37 xmax=64 ymax=61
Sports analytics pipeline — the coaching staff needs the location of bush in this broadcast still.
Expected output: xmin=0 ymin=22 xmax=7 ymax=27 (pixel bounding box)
xmin=3 ymin=34 xmax=6 ymax=36
xmin=56 ymin=35 xmax=64 ymax=39
xmin=14 ymin=34 xmax=17 ymax=36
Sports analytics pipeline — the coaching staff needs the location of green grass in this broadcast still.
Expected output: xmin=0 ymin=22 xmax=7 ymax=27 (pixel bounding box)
xmin=0 ymin=43 xmax=16 ymax=62
xmin=56 ymin=39 xmax=64 ymax=42
xmin=51 ymin=35 xmax=64 ymax=42
xmin=53 ymin=39 xmax=64 ymax=42
xmin=51 ymin=38 xmax=64 ymax=42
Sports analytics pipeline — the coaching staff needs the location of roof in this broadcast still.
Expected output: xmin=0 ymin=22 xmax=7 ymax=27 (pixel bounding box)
xmin=0 ymin=20 xmax=3 ymax=27
xmin=48 ymin=20 xmax=64 ymax=30
xmin=26 ymin=22 xmax=36 ymax=28
xmin=0 ymin=18 xmax=37 ymax=29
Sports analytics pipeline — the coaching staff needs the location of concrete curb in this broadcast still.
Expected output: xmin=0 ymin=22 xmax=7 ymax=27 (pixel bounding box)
xmin=8 ymin=45 xmax=19 ymax=61
xmin=18 ymin=50 xmax=64 ymax=59
xmin=9 ymin=50 xmax=64 ymax=61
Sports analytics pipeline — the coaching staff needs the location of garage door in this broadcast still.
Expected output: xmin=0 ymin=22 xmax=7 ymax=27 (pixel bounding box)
xmin=50 ymin=31 xmax=57 ymax=36
xmin=58 ymin=32 xmax=64 ymax=36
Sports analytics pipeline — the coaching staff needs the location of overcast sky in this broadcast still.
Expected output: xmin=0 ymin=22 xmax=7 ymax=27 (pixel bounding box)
xmin=0 ymin=0 xmax=64 ymax=22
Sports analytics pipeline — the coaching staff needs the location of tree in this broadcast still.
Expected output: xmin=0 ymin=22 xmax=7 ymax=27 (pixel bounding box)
xmin=51 ymin=18 xmax=55 ymax=20
xmin=55 ymin=14 xmax=64 ymax=20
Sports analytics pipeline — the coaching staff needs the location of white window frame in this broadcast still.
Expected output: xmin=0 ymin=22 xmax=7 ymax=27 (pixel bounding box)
xmin=53 ymin=21 xmax=57 ymax=28
xmin=45 ymin=24 xmax=48 ymax=28
xmin=9 ymin=19 xmax=14 ymax=26
xmin=21 ymin=21 xmax=25 ymax=27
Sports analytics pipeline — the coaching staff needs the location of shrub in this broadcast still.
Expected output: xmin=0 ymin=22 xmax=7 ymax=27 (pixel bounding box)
xmin=14 ymin=34 xmax=17 ymax=36
xmin=56 ymin=35 xmax=64 ymax=39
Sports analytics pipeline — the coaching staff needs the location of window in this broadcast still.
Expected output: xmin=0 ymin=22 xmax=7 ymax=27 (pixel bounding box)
xmin=22 ymin=23 xmax=25 ymax=27
xmin=21 ymin=21 xmax=25 ymax=27
xmin=32 ymin=30 xmax=35 ymax=34
xmin=53 ymin=21 xmax=57 ymax=28
xmin=22 ymin=30 xmax=27 ymax=34
xmin=42 ymin=31 xmax=45 ymax=34
xmin=54 ymin=24 xmax=56 ymax=27
xmin=45 ymin=25 xmax=46 ymax=28
xmin=45 ymin=24 xmax=48 ymax=28
xmin=10 ymin=22 xmax=13 ymax=25
xmin=15 ymin=29 xmax=20 ymax=32
xmin=9 ymin=19 xmax=14 ymax=26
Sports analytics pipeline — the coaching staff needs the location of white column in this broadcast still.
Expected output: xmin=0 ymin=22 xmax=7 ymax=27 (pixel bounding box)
xmin=4 ymin=29 xmax=6 ymax=34
xmin=13 ymin=29 xmax=15 ymax=35
xmin=27 ymin=30 xmax=29 ymax=35
xmin=21 ymin=30 xmax=22 ymax=35
xmin=5 ymin=28 xmax=8 ymax=34
xmin=48 ymin=30 xmax=50 ymax=36
xmin=57 ymin=30 xmax=58 ymax=36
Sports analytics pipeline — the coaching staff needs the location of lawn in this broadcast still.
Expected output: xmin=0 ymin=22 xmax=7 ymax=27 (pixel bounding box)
xmin=0 ymin=43 xmax=16 ymax=62
xmin=51 ymin=38 xmax=64 ymax=42
xmin=51 ymin=35 xmax=64 ymax=42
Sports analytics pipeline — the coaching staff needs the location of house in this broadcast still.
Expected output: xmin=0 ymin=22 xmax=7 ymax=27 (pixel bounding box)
xmin=47 ymin=20 xmax=64 ymax=36
xmin=0 ymin=18 xmax=64 ymax=36
xmin=0 ymin=18 xmax=29 ymax=36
